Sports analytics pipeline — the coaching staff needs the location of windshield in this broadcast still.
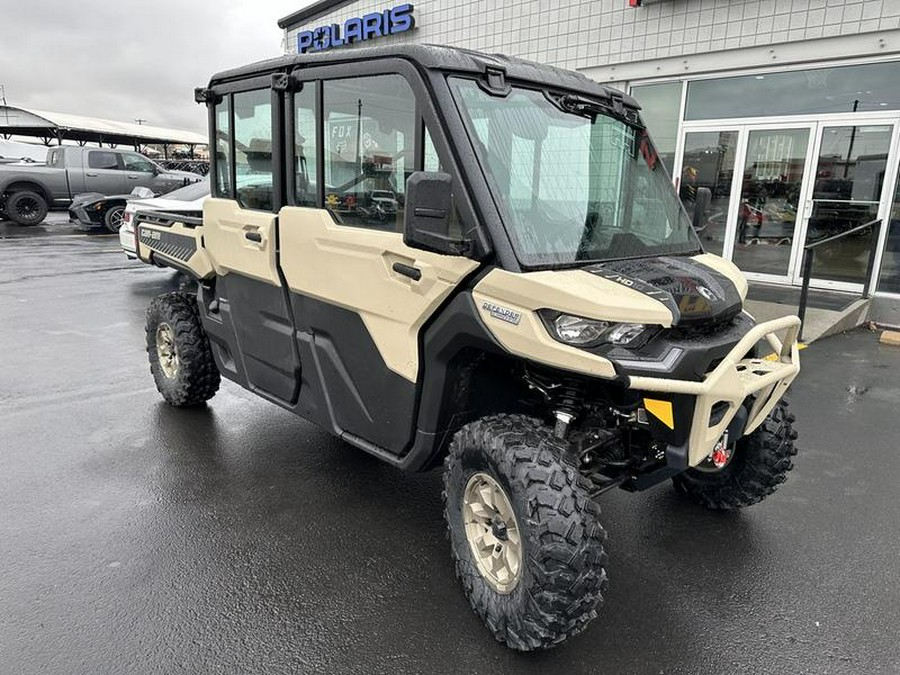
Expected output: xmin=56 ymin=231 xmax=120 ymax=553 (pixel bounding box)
xmin=449 ymin=78 xmax=701 ymax=267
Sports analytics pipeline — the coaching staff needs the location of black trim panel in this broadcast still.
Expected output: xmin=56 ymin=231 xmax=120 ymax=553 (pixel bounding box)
xmin=290 ymin=295 xmax=417 ymax=454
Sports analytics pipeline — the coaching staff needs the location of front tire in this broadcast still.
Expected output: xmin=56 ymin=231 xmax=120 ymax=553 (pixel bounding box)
xmin=7 ymin=190 xmax=48 ymax=226
xmin=104 ymin=204 xmax=126 ymax=232
xmin=444 ymin=415 xmax=608 ymax=651
xmin=145 ymin=291 xmax=220 ymax=406
xmin=673 ymin=400 xmax=798 ymax=509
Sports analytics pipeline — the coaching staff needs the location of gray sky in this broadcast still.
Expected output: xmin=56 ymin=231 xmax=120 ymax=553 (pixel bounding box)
xmin=1 ymin=0 xmax=314 ymax=134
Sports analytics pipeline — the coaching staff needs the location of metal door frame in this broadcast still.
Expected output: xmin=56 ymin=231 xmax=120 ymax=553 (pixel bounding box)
xmin=790 ymin=118 xmax=900 ymax=291
xmin=677 ymin=112 xmax=900 ymax=291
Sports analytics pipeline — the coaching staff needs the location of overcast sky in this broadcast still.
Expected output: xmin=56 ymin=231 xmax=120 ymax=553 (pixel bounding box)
xmin=1 ymin=0 xmax=315 ymax=134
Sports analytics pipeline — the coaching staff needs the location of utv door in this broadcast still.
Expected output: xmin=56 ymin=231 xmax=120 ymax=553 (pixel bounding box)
xmin=278 ymin=68 xmax=479 ymax=455
xmin=202 ymin=87 xmax=300 ymax=403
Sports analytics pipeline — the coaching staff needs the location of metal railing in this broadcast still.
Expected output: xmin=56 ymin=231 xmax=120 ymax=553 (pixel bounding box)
xmin=797 ymin=218 xmax=880 ymax=340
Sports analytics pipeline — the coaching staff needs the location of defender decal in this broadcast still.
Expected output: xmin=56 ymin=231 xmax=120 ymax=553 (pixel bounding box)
xmin=482 ymin=301 xmax=521 ymax=325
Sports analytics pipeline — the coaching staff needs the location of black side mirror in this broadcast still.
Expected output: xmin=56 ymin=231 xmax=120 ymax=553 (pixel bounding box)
xmin=152 ymin=165 xmax=162 ymax=176
xmin=403 ymin=171 xmax=470 ymax=255
xmin=691 ymin=186 xmax=712 ymax=231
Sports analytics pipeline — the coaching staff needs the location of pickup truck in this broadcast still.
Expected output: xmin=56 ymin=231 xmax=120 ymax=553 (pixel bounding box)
xmin=0 ymin=146 xmax=202 ymax=226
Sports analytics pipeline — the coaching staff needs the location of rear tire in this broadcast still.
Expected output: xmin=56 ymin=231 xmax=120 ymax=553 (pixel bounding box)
xmin=444 ymin=414 xmax=608 ymax=651
xmin=7 ymin=190 xmax=48 ymax=226
xmin=145 ymin=291 xmax=220 ymax=406
xmin=673 ymin=400 xmax=798 ymax=509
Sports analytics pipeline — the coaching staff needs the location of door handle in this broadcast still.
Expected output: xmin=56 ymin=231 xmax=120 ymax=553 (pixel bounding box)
xmin=392 ymin=262 xmax=421 ymax=281
xmin=85 ymin=172 xmax=98 ymax=177
xmin=127 ymin=174 xmax=139 ymax=179
xmin=244 ymin=231 xmax=263 ymax=243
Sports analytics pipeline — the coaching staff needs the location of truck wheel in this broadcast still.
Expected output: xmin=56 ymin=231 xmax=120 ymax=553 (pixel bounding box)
xmin=443 ymin=415 xmax=608 ymax=651
xmin=145 ymin=291 xmax=220 ymax=407
xmin=7 ymin=190 xmax=48 ymax=226
xmin=104 ymin=205 xmax=126 ymax=232
xmin=673 ymin=400 xmax=798 ymax=510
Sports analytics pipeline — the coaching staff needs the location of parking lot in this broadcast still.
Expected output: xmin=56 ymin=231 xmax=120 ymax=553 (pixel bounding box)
xmin=1 ymin=216 xmax=899 ymax=674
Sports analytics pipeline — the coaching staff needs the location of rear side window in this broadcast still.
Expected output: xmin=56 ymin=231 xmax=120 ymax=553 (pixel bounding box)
xmin=233 ymin=89 xmax=274 ymax=212
xmin=214 ymin=97 xmax=231 ymax=197
xmin=293 ymin=84 xmax=318 ymax=207
xmin=323 ymin=74 xmax=415 ymax=231
xmin=88 ymin=151 xmax=119 ymax=170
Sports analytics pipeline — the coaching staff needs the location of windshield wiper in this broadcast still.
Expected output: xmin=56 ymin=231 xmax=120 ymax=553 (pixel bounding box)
xmin=554 ymin=93 xmax=642 ymax=127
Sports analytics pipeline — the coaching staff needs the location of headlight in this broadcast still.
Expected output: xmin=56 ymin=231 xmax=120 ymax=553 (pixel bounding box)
xmin=540 ymin=310 xmax=652 ymax=348
xmin=552 ymin=314 xmax=609 ymax=345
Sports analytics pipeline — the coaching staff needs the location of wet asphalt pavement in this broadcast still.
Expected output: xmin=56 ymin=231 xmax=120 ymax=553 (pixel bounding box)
xmin=1 ymin=214 xmax=899 ymax=674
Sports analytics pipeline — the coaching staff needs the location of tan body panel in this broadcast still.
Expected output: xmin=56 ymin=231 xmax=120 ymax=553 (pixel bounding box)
xmin=203 ymin=198 xmax=280 ymax=286
xmin=471 ymin=267 xmax=678 ymax=381
xmin=135 ymin=219 xmax=214 ymax=280
xmin=278 ymin=207 xmax=479 ymax=382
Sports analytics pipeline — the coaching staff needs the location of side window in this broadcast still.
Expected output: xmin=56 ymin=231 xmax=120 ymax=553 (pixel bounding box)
xmin=323 ymin=74 xmax=415 ymax=231
xmin=294 ymin=84 xmax=318 ymax=207
xmin=233 ymin=89 xmax=273 ymax=211
xmin=423 ymin=128 xmax=440 ymax=172
xmin=423 ymin=126 xmax=463 ymax=238
xmin=122 ymin=152 xmax=156 ymax=173
xmin=214 ymin=97 xmax=232 ymax=197
xmin=88 ymin=151 xmax=119 ymax=170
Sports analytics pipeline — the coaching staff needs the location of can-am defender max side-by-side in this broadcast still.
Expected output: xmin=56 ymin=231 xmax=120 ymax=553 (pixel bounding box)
xmin=135 ymin=45 xmax=800 ymax=651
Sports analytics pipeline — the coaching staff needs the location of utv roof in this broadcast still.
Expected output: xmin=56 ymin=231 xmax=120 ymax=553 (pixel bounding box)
xmin=208 ymin=44 xmax=638 ymax=108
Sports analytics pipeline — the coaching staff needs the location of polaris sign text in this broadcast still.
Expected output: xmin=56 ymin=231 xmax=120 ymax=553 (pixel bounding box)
xmin=296 ymin=4 xmax=415 ymax=54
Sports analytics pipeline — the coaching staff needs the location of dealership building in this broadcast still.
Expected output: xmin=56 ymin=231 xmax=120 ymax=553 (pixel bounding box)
xmin=279 ymin=0 xmax=900 ymax=321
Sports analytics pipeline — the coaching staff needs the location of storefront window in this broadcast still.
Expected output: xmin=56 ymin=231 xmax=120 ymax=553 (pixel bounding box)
xmin=686 ymin=61 xmax=900 ymax=121
xmin=629 ymin=82 xmax=681 ymax=173
xmin=878 ymin=160 xmax=900 ymax=294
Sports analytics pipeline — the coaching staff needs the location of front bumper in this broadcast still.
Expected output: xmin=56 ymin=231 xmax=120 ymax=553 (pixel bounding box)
xmin=68 ymin=205 xmax=101 ymax=228
xmin=626 ymin=315 xmax=801 ymax=467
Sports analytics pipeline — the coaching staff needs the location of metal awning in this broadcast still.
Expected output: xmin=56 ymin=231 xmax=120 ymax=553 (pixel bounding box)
xmin=0 ymin=106 xmax=207 ymax=148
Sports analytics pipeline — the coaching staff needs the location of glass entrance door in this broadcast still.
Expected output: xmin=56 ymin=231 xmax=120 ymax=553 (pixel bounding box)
xmin=794 ymin=122 xmax=895 ymax=287
xmin=730 ymin=127 xmax=812 ymax=280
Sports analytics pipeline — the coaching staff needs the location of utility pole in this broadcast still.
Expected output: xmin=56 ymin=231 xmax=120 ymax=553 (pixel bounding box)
xmin=134 ymin=118 xmax=148 ymax=126
xmin=1 ymin=84 xmax=8 ymax=125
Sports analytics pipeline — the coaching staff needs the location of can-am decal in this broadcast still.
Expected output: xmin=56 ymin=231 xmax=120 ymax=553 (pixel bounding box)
xmin=482 ymin=302 xmax=521 ymax=326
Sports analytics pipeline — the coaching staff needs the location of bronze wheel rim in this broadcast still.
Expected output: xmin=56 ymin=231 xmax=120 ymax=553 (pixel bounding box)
xmin=462 ymin=472 xmax=522 ymax=594
xmin=156 ymin=322 xmax=179 ymax=378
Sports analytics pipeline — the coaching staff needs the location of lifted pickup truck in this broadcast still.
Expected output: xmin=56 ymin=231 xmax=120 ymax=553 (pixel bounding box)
xmin=0 ymin=146 xmax=201 ymax=226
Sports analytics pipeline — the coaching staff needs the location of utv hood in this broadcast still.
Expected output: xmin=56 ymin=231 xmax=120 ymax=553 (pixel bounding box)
xmin=584 ymin=255 xmax=745 ymax=326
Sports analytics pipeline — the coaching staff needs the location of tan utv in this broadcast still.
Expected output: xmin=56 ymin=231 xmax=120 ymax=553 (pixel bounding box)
xmin=134 ymin=45 xmax=801 ymax=651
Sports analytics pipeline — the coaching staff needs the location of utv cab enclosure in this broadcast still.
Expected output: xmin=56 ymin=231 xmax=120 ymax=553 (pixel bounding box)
xmin=136 ymin=45 xmax=801 ymax=651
